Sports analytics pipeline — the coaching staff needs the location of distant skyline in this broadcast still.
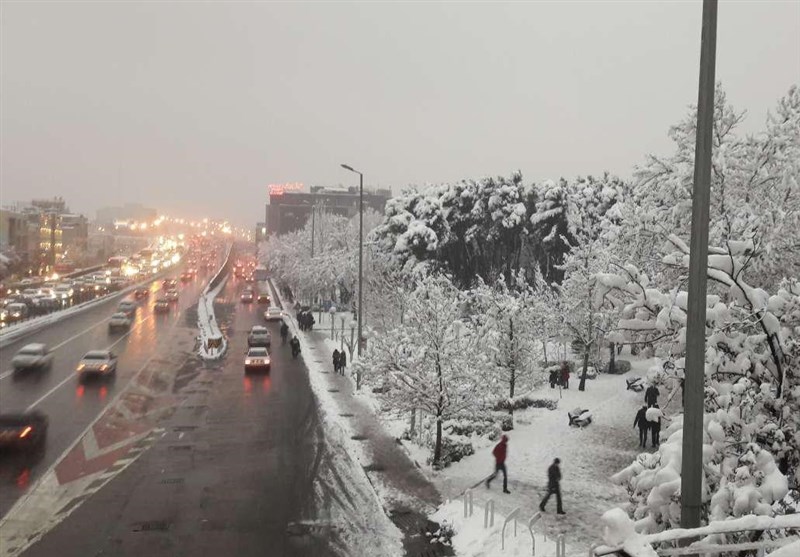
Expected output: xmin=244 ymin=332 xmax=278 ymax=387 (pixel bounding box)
xmin=2 ymin=1 xmax=798 ymax=227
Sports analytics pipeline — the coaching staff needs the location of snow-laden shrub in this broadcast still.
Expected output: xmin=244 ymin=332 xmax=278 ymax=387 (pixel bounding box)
xmin=492 ymin=394 xmax=558 ymax=412
xmin=601 ymin=237 xmax=800 ymax=533
xmin=428 ymin=436 xmax=475 ymax=469
xmin=425 ymin=520 xmax=454 ymax=546
xmin=607 ymin=359 xmax=632 ymax=374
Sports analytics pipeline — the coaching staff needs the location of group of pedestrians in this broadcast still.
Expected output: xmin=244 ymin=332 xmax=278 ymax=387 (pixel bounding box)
xmin=485 ymin=435 xmax=566 ymax=515
xmin=331 ymin=348 xmax=347 ymax=375
xmin=633 ymin=383 xmax=669 ymax=448
xmin=548 ymin=362 xmax=571 ymax=389
xmin=297 ymin=310 xmax=315 ymax=331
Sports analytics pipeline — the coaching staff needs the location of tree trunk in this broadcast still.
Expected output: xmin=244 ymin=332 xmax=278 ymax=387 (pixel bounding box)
xmin=608 ymin=342 xmax=616 ymax=374
xmin=409 ymin=408 xmax=416 ymax=438
xmin=433 ymin=415 xmax=443 ymax=466
xmin=579 ymin=346 xmax=590 ymax=391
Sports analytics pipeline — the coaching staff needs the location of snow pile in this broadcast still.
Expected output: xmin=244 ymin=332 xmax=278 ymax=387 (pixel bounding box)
xmin=197 ymin=277 xmax=227 ymax=360
xmin=601 ymin=508 xmax=659 ymax=557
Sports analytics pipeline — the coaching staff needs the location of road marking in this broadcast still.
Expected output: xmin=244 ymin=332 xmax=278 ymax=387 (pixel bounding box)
xmin=24 ymin=314 xmax=154 ymax=412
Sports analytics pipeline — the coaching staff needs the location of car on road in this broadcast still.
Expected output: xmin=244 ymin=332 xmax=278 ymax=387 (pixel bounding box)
xmin=108 ymin=312 xmax=133 ymax=332
xmin=0 ymin=412 xmax=48 ymax=451
xmin=244 ymin=346 xmax=270 ymax=373
xmin=154 ymin=298 xmax=171 ymax=313
xmin=180 ymin=271 xmax=193 ymax=282
xmin=247 ymin=325 xmax=272 ymax=348
xmin=257 ymin=292 xmax=271 ymax=305
xmin=263 ymin=307 xmax=283 ymax=321
xmin=76 ymin=350 xmax=118 ymax=380
xmin=134 ymin=287 xmax=150 ymax=299
xmin=162 ymin=278 xmax=178 ymax=289
xmin=240 ymin=289 xmax=254 ymax=303
xmin=245 ymin=274 xmax=255 ymax=283
xmin=11 ymin=343 xmax=54 ymax=372
xmin=118 ymin=300 xmax=138 ymax=317
xmin=5 ymin=302 xmax=29 ymax=323
xmin=165 ymin=289 xmax=179 ymax=303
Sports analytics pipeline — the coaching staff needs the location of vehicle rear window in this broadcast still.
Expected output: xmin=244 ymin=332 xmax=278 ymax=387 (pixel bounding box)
xmin=248 ymin=348 xmax=268 ymax=357
xmin=19 ymin=348 xmax=43 ymax=355
xmin=84 ymin=353 xmax=108 ymax=360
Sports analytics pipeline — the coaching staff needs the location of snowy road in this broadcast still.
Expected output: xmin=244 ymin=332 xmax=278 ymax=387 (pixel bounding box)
xmin=4 ymin=273 xmax=400 ymax=557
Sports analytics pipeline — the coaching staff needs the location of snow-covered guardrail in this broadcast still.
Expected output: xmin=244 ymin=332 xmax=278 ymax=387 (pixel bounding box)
xmin=197 ymin=243 xmax=232 ymax=360
xmin=593 ymin=509 xmax=800 ymax=557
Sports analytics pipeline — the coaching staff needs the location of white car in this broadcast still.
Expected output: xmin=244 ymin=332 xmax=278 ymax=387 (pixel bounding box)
xmin=11 ymin=343 xmax=54 ymax=372
xmin=244 ymin=347 xmax=270 ymax=373
xmin=247 ymin=326 xmax=271 ymax=348
xmin=76 ymin=350 xmax=118 ymax=380
xmin=108 ymin=312 xmax=132 ymax=332
xmin=263 ymin=307 xmax=283 ymax=321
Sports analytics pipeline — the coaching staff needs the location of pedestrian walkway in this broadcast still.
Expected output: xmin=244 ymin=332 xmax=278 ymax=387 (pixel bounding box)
xmin=268 ymin=283 xmax=452 ymax=556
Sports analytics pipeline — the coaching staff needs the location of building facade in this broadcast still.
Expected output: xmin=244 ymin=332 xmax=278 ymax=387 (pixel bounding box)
xmin=265 ymin=185 xmax=391 ymax=236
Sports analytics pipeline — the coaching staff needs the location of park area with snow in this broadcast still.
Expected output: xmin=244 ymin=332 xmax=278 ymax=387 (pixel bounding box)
xmin=259 ymin=84 xmax=800 ymax=556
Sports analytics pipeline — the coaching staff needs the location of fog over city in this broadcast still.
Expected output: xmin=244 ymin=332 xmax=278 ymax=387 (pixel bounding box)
xmin=2 ymin=1 xmax=798 ymax=225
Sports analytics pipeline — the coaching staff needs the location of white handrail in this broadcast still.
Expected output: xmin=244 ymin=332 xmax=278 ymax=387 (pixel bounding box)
xmin=556 ymin=533 xmax=566 ymax=557
xmin=484 ymin=499 xmax=495 ymax=528
xmin=463 ymin=489 xmax=474 ymax=518
xmin=529 ymin=512 xmax=543 ymax=556
xmin=502 ymin=507 xmax=522 ymax=550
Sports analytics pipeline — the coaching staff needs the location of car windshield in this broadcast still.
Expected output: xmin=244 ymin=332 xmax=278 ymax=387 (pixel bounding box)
xmin=84 ymin=353 xmax=108 ymax=360
xmin=19 ymin=347 xmax=43 ymax=356
xmin=111 ymin=313 xmax=128 ymax=319
xmin=248 ymin=348 xmax=268 ymax=357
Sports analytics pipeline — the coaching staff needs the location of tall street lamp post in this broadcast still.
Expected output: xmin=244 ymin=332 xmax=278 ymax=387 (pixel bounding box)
xmin=341 ymin=163 xmax=364 ymax=358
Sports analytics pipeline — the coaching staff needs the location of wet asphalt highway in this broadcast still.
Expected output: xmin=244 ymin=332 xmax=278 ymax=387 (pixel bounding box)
xmin=13 ymin=274 xmax=349 ymax=557
xmin=0 ymin=268 xmax=209 ymax=518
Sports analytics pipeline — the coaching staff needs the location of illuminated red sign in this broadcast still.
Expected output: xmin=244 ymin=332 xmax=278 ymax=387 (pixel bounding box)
xmin=269 ymin=182 xmax=304 ymax=196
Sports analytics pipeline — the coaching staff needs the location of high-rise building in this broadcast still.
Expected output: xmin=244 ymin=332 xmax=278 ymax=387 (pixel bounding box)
xmin=265 ymin=184 xmax=391 ymax=236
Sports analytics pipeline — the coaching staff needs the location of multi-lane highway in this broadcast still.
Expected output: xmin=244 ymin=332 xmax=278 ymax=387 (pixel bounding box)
xmin=1 ymin=261 xmax=395 ymax=557
xmin=0 ymin=265 xmax=209 ymax=518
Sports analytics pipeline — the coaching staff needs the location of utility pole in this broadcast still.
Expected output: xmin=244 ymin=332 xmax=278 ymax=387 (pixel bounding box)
xmin=680 ymin=0 xmax=718 ymax=530
xmin=311 ymin=205 xmax=316 ymax=258
xmin=340 ymin=164 xmax=364 ymax=358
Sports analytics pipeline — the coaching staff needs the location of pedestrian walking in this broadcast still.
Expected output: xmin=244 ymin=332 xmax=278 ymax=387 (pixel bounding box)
xmin=280 ymin=322 xmax=289 ymax=345
xmin=560 ymin=362 xmax=570 ymax=389
xmin=549 ymin=368 xmax=558 ymax=389
xmin=339 ymin=350 xmax=346 ymax=375
xmin=645 ymin=383 xmax=659 ymax=407
xmin=485 ymin=434 xmax=510 ymax=494
xmin=539 ymin=458 xmax=565 ymax=514
xmin=646 ymin=404 xmax=669 ymax=447
xmin=633 ymin=405 xmax=649 ymax=448
xmin=332 ymin=349 xmax=341 ymax=374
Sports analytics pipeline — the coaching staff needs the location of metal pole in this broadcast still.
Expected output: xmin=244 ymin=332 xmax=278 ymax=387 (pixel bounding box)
xmin=357 ymin=172 xmax=364 ymax=357
xmin=680 ymin=0 xmax=717 ymax=530
xmin=311 ymin=205 xmax=316 ymax=258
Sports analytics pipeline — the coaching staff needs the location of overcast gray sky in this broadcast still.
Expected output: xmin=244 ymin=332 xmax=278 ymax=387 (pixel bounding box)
xmin=1 ymin=1 xmax=798 ymax=227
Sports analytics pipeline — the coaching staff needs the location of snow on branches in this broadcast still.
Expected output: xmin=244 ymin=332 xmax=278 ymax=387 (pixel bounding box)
xmin=603 ymin=236 xmax=800 ymax=532
xmin=354 ymin=275 xmax=490 ymax=466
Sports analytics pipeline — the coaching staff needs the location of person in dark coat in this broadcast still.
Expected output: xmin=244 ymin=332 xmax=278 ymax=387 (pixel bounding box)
xmin=339 ymin=350 xmax=347 ymax=375
xmin=332 ymin=349 xmax=340 ymax=374
xmin=648 ymin=404 xmax=669 ymax=447
xmin=633 ymin=405 xmax=650 ymax=448
xmin=560 ymin=362 xmax=570 ymax=389
xmin=549 ymin=369 xmax=558 ymax=389
xmin=485 ymin=435 xmax=510 ymax=494
xmin=539 ymin=458 xmax=565 ymax=514
xmin=645 ymin=383 xmax=659 ymax=407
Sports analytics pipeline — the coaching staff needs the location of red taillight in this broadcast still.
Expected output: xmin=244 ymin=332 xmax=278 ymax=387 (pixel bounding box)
xmin=19 ymin=426 xmax=33 ymax=439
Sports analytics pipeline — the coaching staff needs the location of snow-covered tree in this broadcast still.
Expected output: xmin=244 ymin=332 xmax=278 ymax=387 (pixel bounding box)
xmin=468 ymin=275 xmax=542 ymax=421
xmin=602 ymin=235 xmax=800 ymax=533
xmin=355 ymin=275 xmax=489 ymax=465
xmin=617 ymin=85 xmax=800 ymax=289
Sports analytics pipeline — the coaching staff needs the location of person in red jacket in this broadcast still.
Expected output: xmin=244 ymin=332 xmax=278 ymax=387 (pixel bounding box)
xmin=485 ymin=434 xmax=511 ymax=494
